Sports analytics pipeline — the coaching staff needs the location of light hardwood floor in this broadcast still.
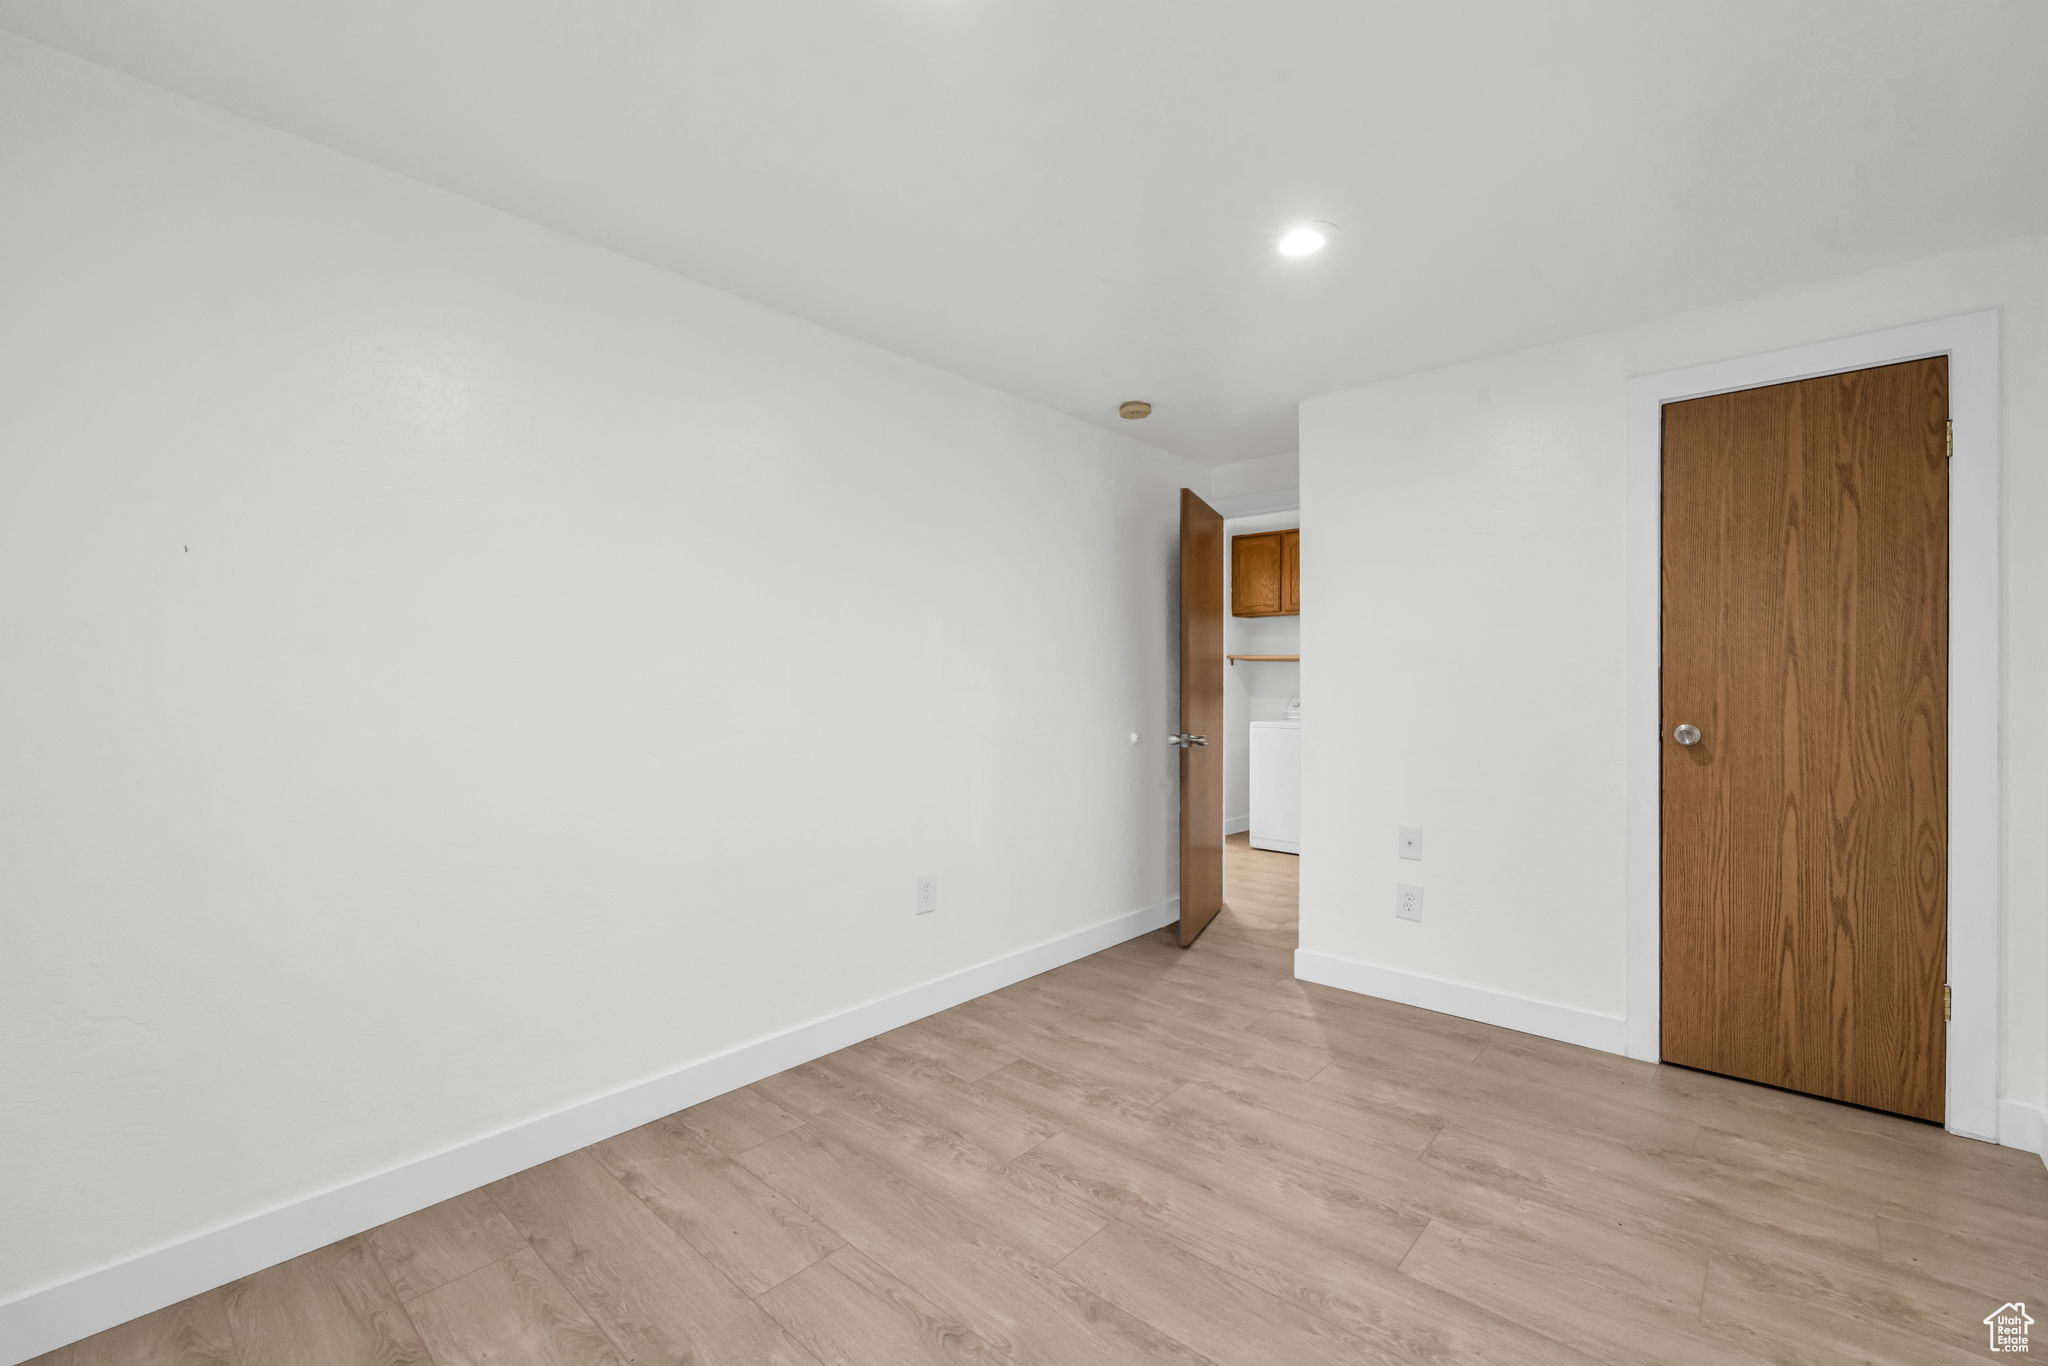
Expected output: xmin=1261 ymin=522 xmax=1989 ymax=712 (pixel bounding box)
xmin=36 ymin=833 xmax=2047 ymax=1365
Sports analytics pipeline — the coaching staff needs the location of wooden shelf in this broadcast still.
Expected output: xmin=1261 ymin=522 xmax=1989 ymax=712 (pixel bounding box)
xmin=1227 ymin=654 xmax=1300 ymax=664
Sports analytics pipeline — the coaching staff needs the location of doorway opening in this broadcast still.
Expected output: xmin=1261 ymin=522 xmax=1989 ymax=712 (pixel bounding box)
xmin=1223 ymin=509 xmax=1301 ymax=946
xmin=1174 ymin=489 xmax=1301 ymax=952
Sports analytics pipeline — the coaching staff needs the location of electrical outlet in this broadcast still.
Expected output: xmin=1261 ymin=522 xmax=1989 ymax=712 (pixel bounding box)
xmin=1398 ymin=826 xmax=1423 ymax=861
xmin=915 ymin=874 xmax=939 ymax=916
xmin=1396 ymin=883 xmax=1424 ymax=922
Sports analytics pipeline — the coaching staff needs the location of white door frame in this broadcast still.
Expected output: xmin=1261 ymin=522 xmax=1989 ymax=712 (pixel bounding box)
xmin=1623 ymin=309 xmax=2001 ymax=1142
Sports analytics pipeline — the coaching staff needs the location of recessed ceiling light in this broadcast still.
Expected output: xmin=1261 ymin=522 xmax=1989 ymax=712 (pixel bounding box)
xmin=1277 ymin=222 xmax=1335 ymax=257
xmin=1119 ymin=400 xmax=1153 ymax=419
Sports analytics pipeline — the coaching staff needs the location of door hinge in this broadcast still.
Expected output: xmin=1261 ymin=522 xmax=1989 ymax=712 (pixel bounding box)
xmin=1945 ymin=420 xmax=1954 ymax=460
xmin=1944 ymin=984 xmax=1952 ymax=1021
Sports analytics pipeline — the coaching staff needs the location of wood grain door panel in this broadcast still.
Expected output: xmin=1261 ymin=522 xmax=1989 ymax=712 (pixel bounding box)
xmin=1661 ymin=357 xmax=1948 ymax=1121
xmin=1281 ymin=529 xmax=1300 ymax=614
xmin=1231 ymin=532 xmax=1284 ymax=617
xmin=1179 ymin=489 xmax=1225 ymax=947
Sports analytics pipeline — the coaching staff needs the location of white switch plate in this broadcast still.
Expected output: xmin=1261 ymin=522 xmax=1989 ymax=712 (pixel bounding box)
xmin=916 ymin=874 xmax=938 ymax=916
xmin=1398 ymin=826 xmax=1423 ymax=861
xmin=1396 ymin=883 xmax=1424 ymax=922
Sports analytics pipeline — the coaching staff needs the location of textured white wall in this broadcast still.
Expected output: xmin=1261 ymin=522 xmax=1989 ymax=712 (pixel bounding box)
xmin=0 ymin=33 xmax=1201 ymax=1305
xmin=1209 ymin=452 xmax=1299 ymax=509
xmin=1300 ymin=234 xmax=2048 ymax=1129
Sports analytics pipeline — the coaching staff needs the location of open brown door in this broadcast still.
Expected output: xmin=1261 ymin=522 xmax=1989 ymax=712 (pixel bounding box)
xmin=1176 ymin=488 xmax=1225 ymax=946
xmin=1661 ymin=357 xmax=1948 ymax=1120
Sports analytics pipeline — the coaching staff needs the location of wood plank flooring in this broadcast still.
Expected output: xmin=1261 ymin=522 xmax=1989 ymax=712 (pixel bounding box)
xmin=35 ymin=834 xmax=2047 ymax=1365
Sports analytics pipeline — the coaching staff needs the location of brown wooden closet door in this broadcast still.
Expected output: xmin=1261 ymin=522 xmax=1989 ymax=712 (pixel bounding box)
xmin=1178 ymin=489 xmax=1225 ymax=947
xmin=1661 ymin=357 xmax=1948 ymax=1121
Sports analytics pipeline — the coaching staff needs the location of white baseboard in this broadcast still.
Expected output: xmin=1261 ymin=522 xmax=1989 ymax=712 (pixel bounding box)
xmin=1248 ymin=835 xmax=1298 ymax=854
xmin=2001 ymin=1098 xmax=2048 ymax=1170
xmin=1296 ymin=953 xmax=2048 ymax=1167
xmin=0 ymin=897 xmax=1178 ymax=1366
xmin=1293 ymin=949 xmax=1628 ymax=1056
xmin=1223 ymin=815 xmax=1250 ymax=836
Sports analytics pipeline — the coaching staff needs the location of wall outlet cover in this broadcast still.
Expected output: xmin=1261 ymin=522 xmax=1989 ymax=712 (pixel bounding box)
xmin=1396 ymin=883 xmax=1424 ymax=922
xmin=916 ymin=874 xmax=939 ymax=916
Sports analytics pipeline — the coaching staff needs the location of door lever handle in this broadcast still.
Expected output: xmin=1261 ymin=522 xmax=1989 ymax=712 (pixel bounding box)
xmin=1168 ymin=733 xmax=1208 ymax=748
xmin=1673 ymin=723 xmax=1702 ymax=746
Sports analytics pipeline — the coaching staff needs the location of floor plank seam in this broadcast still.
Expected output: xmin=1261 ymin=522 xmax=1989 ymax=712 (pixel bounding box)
xmin=1390 ymin=1214 xmax=1435 ymax=1274
xmin=399 ymin=1242 xmax=532 ymax=1307
xmin=363 ymin=1239 xmax=440 ymax=1366
xmin=742 ymin=1244 xmax=840 ymax=1304
xmin=1120 ymin=1201 xmax=1408 ymax=1356
xmin=1047 ymin=1217 xmax=1116 ymax=1270
xmin=1009 ymin=1124 xmax=1070 ymax=1163
xmin=584 ymin=1140 xmax=820 ymax=1329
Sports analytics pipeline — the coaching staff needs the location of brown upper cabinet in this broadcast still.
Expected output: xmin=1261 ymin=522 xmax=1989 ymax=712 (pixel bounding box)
xmin=1231 ymin=528 xmax=1299 ymax=617
xmin=1281 ymin=528 xmax=1299 ymax=614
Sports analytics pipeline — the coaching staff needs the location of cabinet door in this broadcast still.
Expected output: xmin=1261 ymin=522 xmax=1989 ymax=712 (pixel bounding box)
xmin=1231 ymin=532 xmax=1284 ymax=616
xmin=1281 ymin=529 xmax=1300 ymax=615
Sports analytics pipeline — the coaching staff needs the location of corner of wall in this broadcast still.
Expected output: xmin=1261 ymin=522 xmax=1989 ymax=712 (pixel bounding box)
xmin=1293 ymin=949 xmax=1628 ymax=1056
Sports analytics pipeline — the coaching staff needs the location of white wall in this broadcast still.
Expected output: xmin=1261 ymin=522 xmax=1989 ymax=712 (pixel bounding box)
xmin=1221 ymin=513 xmax=1301 ymax=832
xmin=1300 ymin=234 xmax=2048 ymax=1139
xmin=1208 ymin=451 xmax=1299 ymax=516
xmin=0 ymin=31 xmax=1203 ymax=1327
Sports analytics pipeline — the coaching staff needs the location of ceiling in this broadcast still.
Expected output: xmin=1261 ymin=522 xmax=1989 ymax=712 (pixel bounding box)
xmin=5 ymin=1 xmax=2046 ymax=463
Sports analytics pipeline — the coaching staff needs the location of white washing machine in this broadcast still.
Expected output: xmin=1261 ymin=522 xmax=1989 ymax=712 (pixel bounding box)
xmin=1248 ymin=719 xmax=1300 ymax=853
